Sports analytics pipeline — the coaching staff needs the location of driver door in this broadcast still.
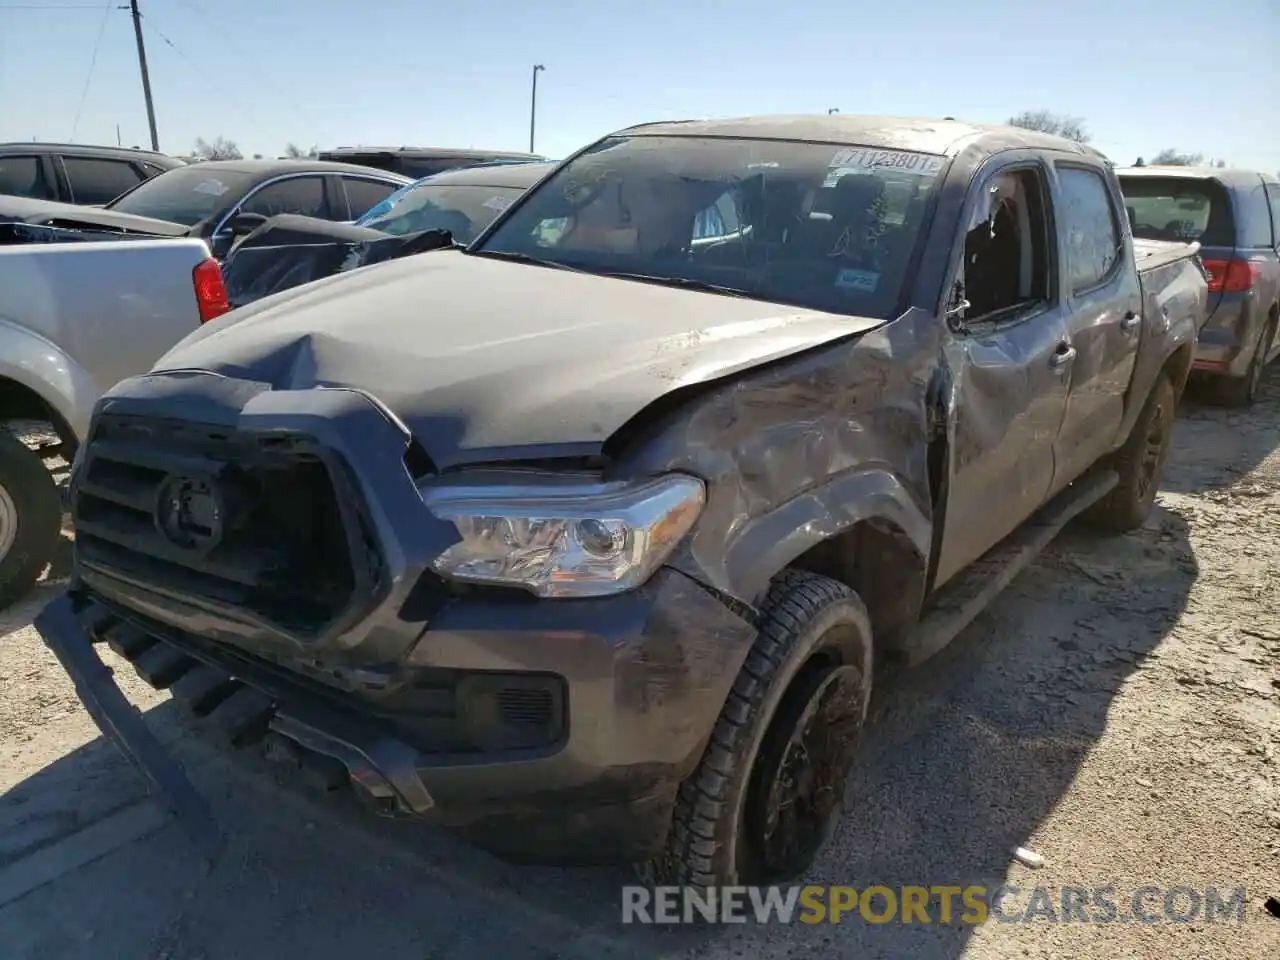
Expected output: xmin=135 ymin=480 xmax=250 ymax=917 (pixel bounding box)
xmin=932 ymin=158 xmax=1074 ymax=588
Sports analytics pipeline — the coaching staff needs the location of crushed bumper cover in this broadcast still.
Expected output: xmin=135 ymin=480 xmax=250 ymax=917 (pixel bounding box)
xmin=35 ymin=570 xmax=757 ymax=865
xmin=34 ymin=594 xmax=226 ymax=863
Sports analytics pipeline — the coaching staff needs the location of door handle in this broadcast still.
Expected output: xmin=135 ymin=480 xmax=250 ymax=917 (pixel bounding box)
xmin=1050 ymin=343 xmax=1077 ymax=368
xmin=1121 ymin=311 xmax=1140 ymax=334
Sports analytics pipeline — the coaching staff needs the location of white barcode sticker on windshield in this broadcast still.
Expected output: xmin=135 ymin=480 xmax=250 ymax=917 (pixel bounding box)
xmin=835 ymin=268 xmax=881 ymax=292
xmin=483 ymin=195 xmax=513 ymax=212
xmin=827 ymin=148 xmax=944 ymax=176
xmin=192 ymin=179 xmax=230 ymax=197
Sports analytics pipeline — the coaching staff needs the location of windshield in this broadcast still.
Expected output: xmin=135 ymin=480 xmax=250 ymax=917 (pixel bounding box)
xmin=1117 ymin=176 xmax=1234 ymax=247
xmin=475 ymin=135 xmax=945 ymax=317
xmin=106 ymin=167 xmax=255 ymax=225
xmin=357 ymin=182 xmax=525 ymax=241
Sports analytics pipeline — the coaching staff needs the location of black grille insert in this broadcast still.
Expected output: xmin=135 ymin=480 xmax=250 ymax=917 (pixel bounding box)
xmin=74 ymin=414 xmax=379 ymax=639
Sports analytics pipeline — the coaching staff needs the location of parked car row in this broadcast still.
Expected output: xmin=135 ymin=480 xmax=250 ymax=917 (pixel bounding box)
xmin=20 ymin=114 xmax=1221 ymax=889
xmin=0 ymin=142 xmax=547 ymax=258
xmin=219 ymin=160 xmax=554 ymax=306
xmin=0 ymin=143 xmax=545 ymax=608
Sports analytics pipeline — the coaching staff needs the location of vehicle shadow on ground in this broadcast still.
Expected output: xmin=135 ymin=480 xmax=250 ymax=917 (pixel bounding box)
xmin=0 ymin=533 xmax=72 ymax=636
xmin=1 ymin=505 xmax=1198 ymax=959
xmin=1162 ymin=364 xmax=1280 ymax=495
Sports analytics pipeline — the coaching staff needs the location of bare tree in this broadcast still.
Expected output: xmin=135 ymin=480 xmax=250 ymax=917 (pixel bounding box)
xmin=282 ymin=142 xmax=319 ymax=159
xmin=191 ymin=136 xmax=243 ymax=161
xmin=1150 ymin=148 xmax=1204 ymax=166
xmin=1007 ymin=109 xmax=1091 ymax=143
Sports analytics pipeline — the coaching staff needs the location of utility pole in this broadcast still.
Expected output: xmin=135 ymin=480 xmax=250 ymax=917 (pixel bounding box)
xmin=529 ymin=63 xmax=545 ymax=154
xmin=126 ymin=0 xmax=160 ymax=151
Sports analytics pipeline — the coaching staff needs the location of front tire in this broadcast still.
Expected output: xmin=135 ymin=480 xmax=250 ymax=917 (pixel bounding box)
xmin=1083 ymin=372 xmax=1176 ymax=534
xmin=0 ymin=428 xmax=61 ymax=610
xmin=641 ymin=569 xmax=873 ymax=887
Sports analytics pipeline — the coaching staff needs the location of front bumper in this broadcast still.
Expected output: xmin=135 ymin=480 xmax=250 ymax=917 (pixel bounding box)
xmin=42 ymin=371 xmax=759 ymax=864
xmin=35 ymin=564 xmax=756 ymax=865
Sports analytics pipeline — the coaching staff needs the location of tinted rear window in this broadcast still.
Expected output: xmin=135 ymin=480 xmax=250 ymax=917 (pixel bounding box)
xmin=1117 ymin=176 xmax=1234 ymax=247
xmin=0 ymin=155 xmax=54 ymax=199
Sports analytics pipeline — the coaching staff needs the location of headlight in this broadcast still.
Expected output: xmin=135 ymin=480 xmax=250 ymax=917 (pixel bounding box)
xmin=422 ymin=473 xmax=705 ymax=598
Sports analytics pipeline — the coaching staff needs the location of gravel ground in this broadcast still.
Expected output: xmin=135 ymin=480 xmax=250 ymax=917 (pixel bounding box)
xmin=1 ymin=373 xmax=1278 ymax=959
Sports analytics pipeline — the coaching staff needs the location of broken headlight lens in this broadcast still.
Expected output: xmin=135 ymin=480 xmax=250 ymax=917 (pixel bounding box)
xmin=423 ymin=474 xmax=705 ymax=598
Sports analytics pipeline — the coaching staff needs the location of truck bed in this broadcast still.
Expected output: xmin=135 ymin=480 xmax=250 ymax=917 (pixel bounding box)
xmin=0 ymin=236 xmax=214 ymax=438
xmin=1133 ymin=237 xmax=1202 ymax=273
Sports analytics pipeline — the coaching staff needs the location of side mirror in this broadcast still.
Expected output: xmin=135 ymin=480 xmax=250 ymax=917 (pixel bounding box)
xmin=226 ymin=212 xmax=269 ymax=235
xmin=944 ymin=280 xmax=970 ymax=333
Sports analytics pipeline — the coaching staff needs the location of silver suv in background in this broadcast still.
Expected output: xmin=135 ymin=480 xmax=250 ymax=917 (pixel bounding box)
xmin=1118 ymin=167 xmax=1280 ymax=406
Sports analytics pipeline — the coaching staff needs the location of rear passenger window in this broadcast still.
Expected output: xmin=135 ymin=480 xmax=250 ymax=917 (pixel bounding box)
xmin=1237 ymin=181 xmax=1275 ymax=248
xmin=1058 ymin=167 xmax=1121 ymax=291
xmin=342 ymin=178 xmax=399 ymax=218
xmin=62 ymin=157 xmax=144 ymax=204
xmin=241 ymin=176 xmax=327 ymax=219
xmin=0 ymin=156 xmax=54 ymax=199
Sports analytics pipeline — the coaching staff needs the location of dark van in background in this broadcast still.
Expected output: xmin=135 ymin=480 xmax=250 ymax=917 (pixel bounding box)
xmin=1118 ymin=167 xmax=1280 ymax=406
xmin=315 ymin=146 xmax=545 ymax=179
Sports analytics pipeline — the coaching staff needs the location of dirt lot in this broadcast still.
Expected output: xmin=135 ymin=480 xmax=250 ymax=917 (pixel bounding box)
xmin=2 ymin=372 xmax=1279 ymax=960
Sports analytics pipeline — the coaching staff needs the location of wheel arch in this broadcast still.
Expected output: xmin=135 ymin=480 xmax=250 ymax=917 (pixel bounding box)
xmin=0 ymin=374 xmax=79 ymax=457
xmin=713 ymin=467 xmax=932 ymax=652
xmin=0 ymin=319 xmax=95 ymax=446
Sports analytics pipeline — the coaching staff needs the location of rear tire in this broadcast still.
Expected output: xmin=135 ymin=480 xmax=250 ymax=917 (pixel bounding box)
xmin=1217 ymin=314 xmax=1276 ymax=408
xmin=640 ymin=569 xmax=873 ymax=888
xmin=0 ymin=428 xmax=61 ymax=610
xmin=1083 ymin=373 xmax=1176 ymax=535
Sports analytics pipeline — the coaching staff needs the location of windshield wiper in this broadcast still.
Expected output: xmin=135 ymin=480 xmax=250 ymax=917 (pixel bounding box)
xmin=468 ymin=249 xmax=586 ymax=271
xmin=596 ymin=272 xmax=753 ymax=298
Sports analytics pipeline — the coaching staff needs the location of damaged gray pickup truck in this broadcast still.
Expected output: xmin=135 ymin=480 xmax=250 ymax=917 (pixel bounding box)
xmin=36 ymin=115 xmax=1208 ymax=887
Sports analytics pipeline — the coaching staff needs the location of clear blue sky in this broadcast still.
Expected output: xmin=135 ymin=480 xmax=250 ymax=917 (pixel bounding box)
xmin=1 ymin=0 xmax=1277 ymax=170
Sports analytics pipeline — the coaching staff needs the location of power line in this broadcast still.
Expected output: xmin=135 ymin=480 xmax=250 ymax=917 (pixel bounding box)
xmin=142 ymin=16 xmax=260 ymax=137
xmin=0 ymin=4 xmax=105 ymax=8
xmin=172 ymin=0 xmax=257 ymax=65
xmin=69 ymin=0 xmax=114 ymax=140
xmin=143 ymin=18 xmax=217 ymax=90
xmin=170 ymin=0 xmax=317 ymax=132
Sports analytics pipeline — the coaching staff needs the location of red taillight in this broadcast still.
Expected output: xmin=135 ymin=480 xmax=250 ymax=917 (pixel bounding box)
xmin=1200 ymin=258 xmax=1259 ymax=294
xmin=192 ymin=257 xmax=231 ymax=323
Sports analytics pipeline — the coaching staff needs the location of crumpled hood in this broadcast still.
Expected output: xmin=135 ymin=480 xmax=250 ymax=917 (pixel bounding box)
xmin=154 ymin=250 xmax=883 ymax=468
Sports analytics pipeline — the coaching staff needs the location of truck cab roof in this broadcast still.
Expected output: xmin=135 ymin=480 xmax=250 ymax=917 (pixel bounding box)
xmin=616 ymin=114 xmax=1108 ymax=161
